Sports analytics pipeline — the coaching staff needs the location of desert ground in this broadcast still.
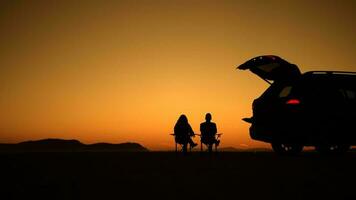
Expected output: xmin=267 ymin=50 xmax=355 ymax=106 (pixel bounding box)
xmin=2 ymin=151 xmax=356 ymax=200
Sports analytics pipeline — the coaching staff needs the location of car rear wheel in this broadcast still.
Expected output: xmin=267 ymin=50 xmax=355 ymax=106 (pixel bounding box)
xmin=271 ymin=142 xmax=303 ymax=155
xmin=315 ymin=144 xmax=350 ymax=154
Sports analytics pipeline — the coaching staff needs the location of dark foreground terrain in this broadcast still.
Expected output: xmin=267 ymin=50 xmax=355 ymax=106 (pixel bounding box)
xmin=1 ymin=151 xmax=356 ymax=200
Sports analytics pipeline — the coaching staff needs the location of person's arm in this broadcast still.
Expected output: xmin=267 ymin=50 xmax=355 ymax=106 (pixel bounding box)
xmin=174 ymin=124 xmax=180 ymax=136
xmin=200 ymin=123 xmax=206 ymax=137
xmin=213 ymin=123 xmax=217 ymax=135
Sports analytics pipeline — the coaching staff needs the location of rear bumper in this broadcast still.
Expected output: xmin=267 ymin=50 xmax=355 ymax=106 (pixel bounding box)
xmin=249 ymin=121 xmax=356 ymax=145
xmin=249 ymin=121 xmax=305 ymax=144
xmin=249 ymin=124 xmax=274 ymax=143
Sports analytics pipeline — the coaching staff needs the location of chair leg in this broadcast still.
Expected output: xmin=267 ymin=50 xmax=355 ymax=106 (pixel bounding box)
xmin=208 ymin=144 xmax=212 ymax=153
xmin=200 ymin=141 xmax=203 ymax=152
xmin=182 ymin=144 xmax=188 ymax=154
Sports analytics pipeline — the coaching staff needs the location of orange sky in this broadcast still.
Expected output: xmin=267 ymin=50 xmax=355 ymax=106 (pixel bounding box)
xmin=0 ymin=0 xmax=355 ymax=150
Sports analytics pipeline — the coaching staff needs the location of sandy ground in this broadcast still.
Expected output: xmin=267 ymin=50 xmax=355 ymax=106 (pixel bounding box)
xmin=1 ymin=151 xmax=356 ymax=200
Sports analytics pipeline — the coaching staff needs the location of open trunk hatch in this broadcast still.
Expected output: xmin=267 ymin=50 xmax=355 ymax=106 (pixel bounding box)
xmin=237 ymin=55 xmax=301 ymax=84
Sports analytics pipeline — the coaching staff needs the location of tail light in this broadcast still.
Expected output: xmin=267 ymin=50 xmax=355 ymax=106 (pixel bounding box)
xmin=286 ymin=99 xmax=301 ymax=105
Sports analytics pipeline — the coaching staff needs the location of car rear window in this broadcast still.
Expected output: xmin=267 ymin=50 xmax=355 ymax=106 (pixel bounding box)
xmin=259 ymin=82 xmax=292 ymax=100
xmin=279 ymin=86 xmax=293 ymax=98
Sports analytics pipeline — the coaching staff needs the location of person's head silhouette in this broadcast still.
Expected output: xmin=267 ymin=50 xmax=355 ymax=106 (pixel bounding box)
xmin=205 ymin=113 xmax=212 ymax=122
xmin=177 ymin=114 xmax=188 ymax=124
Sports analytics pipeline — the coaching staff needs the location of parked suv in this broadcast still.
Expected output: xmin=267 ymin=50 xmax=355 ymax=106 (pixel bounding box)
xmin=238 ymin=55 xmax=356 ymax=154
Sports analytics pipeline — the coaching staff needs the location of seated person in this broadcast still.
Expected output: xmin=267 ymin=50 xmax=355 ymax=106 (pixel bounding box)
xmin=174 ymin=114 xmax=197 ymax=148
xmin=200 ymin=113 xmax=220 ymax=146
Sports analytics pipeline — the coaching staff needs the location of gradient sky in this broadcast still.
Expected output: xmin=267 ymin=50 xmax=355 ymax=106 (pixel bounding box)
xmin=0 ymin=0 xmax=355 ymax=150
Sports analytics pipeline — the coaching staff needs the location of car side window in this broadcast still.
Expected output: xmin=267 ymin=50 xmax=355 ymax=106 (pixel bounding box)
xmin=346 ymin=90 xmax=356 ymax=99
xmin=339 ymin=89 xmax=356 ymax=100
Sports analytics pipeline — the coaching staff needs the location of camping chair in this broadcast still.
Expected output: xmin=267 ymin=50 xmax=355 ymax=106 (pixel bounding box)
xmin=170 ymin=134 xmax=193 ymax=153
xmin=196 ymin=133 xmax=222 ymax=153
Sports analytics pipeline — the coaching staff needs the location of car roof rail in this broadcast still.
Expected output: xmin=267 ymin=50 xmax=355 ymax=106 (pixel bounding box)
xmin=305 ymin=71 xmax=356 ymax=76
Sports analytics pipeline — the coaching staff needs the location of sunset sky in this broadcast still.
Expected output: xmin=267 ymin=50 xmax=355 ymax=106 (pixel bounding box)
xmin=0 ymin=0 xmax=355 ymax=150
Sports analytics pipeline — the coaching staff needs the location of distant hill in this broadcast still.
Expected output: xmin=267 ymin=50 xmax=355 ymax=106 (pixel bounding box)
xmin=0 ymin=139 xmax=149 ymax=152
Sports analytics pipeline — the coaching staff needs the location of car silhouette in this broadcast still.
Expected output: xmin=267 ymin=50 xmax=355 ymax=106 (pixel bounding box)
xmin=238 ymin=55 xmax=356 ymax=154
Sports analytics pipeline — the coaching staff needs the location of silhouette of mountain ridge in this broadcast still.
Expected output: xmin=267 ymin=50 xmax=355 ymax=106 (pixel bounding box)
xmin=0 ymin=138 xmax=148 ymax=152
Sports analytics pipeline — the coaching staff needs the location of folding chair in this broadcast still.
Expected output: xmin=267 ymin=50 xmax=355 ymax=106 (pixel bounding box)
xmin=170 ymin=134 xmax=192 ymax=153
xmin=197 ymin=133 xmax=222 ymax=153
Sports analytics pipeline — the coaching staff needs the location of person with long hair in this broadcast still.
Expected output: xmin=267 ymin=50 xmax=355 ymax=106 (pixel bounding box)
xmin=174 ymin=114 xmax=198 ymax=151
